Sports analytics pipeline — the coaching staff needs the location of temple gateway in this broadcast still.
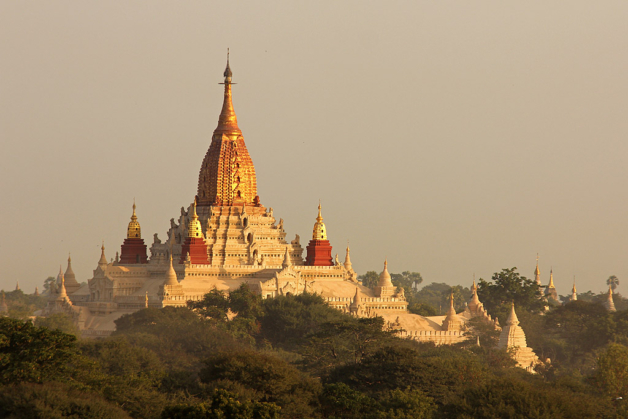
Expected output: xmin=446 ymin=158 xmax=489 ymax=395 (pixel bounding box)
xmin=41 ymin=58 xmax=504 ymax=347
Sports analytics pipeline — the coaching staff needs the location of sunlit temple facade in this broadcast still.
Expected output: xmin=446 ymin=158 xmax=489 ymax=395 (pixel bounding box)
xmin=40 ymin=58 xmax=499 ymax=344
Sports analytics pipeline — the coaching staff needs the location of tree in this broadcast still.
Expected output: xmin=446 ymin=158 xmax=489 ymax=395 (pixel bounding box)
xmin=187 ymin=284 xmax=263 ymax=341
xmin=607 ymin=275 xmax=619 ymax=292
xmin=0 ymin=382 xmax=131 ymax=419
xmin=375 ymin=388 xmax=435 ymax=419
xmin=0 ymin=317 xmax=77 ymax=384
xmin=199 ymin=350 xmax=320 ymax=418
xmin=259 ymin=293 xmax=346 ymax=350
xmin=442 ymin=375 xmax=613 ymax=418
xmin=596 ymin=343 xmax=628 ymax=401
xmin=35 ymin=312 xmax=79 ymax=336
xmin=162 ymin=389 xmax=280 ymax=419
xmin=329 ymin=346 xmax=487 ymax=404
xmin=477 ymin=268 xmax=546 ymax=324
xmin=390 ymin=271 xmax=423 ymax=297
xmin=43 ymin=276 xmax=56 ymax=293
xmin=4 ymin=289 xmax=46 ymax=319
xmin=413 ymin=282 xmax=456 ymax=314
xmin=299 ymin=316 xmax=398 ymax=375
xmin=359 ymin=271 xmax=379 ymax=289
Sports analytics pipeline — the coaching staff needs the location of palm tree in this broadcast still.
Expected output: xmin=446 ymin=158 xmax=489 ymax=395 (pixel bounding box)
xmin=607 ymin=275 xmax=619 ymax=291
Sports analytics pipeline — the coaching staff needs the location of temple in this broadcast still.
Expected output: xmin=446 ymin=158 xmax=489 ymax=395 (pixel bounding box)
xmin=38 ymin=57 xmax=499 ymax=347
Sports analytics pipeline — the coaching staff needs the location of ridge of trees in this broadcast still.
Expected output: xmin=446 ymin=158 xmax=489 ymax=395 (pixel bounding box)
xmin=2 ymin=269 xmax=628 ymax=417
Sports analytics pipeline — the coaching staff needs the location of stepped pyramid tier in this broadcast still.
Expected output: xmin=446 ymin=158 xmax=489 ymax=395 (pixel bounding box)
xmin=442 ymin=294 xmax=464 ymax=331
xmin=498 ymin=303 xmax=540 ymax=372
xmin=120 ymin=202 xmax=148 ymax=264
xmin=64 ymin=254 xmax=81 ymax=294
xmin=306 ymin=203 xmax=333 ymax=266
xmin=604 ymin=286 xmax=616 ymax=312
xmin=197 ymin=54 xmax=258 ymax=207
xmin=544 ymin=268 xmax=558 ymax=301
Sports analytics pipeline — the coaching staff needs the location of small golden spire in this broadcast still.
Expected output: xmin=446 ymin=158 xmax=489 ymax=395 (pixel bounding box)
xmin=187 ymin=199 xmax=203 ymax=239
xmin=127 ymin=200 xmax=141 ymax=239
xmin=548 ymin=268 xmax=555 ymax=288
xmin=534 ymin=253 xmax=540 ymax=276
xmin=216 ymin=49 xmax=240 ymax=133
xmin=312 ymin=201 xmax=327 ymax=240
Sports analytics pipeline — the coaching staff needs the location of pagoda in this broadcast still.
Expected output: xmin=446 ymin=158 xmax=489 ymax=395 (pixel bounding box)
xmin=498 ymin=303 xmax=540 ymax=372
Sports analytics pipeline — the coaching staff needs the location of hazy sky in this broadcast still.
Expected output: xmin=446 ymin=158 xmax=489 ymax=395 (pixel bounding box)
xmin=2 ymin=1 xmax=627 ymax=296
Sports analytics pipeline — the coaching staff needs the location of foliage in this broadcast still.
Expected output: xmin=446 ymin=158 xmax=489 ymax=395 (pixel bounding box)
xmin=3 ymin=289 xmax=46 ymax=319
xmin=187 ymin=284 xmax=263 ymax=341
xmin=0 ymin=317 xmax=77 ymax=385
xmin=413 ymin=282 xmax=470 ymax=314
xmin=259 ymin=292 xmax=346 ymax=350
xmin=595 ymin=343 xmax=628 ymax=401
xmin=79 ymin=337 xmax=168 ymax=418
xmin=441 ymin=375 xmax=614 ymax=418
xmin=199 ymin=350 xmax=320 ymax=418
xmin=162 ymin=389 xmax=280 ymax=419
xmin=329 ymin=345 xmax=488 ymax=404
xmin=299 ymin=316 xmax=399 ymax=375
xmin=408 ymin=302 xmax=437 ymax=316
xmin=43 ymin=276 xmax=56 ymax=293
xmin=35 ymin=312 xmax=80 ymax=336
xmin=607 ymin=275 xmax=619 ymax=291
xmin=477 ymin=268 xmax=546 ymax=324
xmin=0 ymin=381 xmax=131 ymax=418
xmin=358 ymin=271 xmax=379 ymax=289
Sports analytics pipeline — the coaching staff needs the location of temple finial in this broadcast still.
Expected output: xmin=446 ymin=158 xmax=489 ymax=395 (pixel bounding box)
xmin=224 ymin=48 xmax=232 ymax=81
xmin=217 ymin=50 xmax=239 ymax=132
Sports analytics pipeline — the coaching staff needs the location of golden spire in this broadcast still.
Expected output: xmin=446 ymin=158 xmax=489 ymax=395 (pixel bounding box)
xmin=58 ymin=275 xmax=67 ymax=299
xmin=216 ymin=49 xmax=240 ymax=134
xmin=534 ymin=254 xmax=540 ymax=276
xmin=312 ymin=201 xmax=327 ymax=240
xmin=548 ymin=268 xmax=555 ymax=288
xmin=127 ymin=200 xmax=141 ymax=239
xmin=187 ymin=200 xmax=203 ymax=239
xmin=145 ymin=291 xmax=149 ymax=308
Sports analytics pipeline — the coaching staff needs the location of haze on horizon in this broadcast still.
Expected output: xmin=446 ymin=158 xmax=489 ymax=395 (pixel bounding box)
xmin=1 ymin=1 xmax=627 ymax=296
